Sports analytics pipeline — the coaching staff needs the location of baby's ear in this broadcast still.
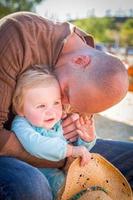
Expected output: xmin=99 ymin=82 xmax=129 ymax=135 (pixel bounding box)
xmin=72 ymin=55 xmax=91 ymax=68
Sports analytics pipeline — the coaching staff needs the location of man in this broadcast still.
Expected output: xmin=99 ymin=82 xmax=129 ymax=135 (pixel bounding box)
xmin=0 ymin=12 xmax=132 ymax=200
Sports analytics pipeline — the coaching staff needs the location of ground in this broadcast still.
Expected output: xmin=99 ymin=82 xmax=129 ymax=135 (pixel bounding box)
xmin=94 ymin=92 xmax=133 ymax=142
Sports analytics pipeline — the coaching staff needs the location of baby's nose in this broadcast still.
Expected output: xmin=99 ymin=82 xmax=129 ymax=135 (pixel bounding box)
xmin=45 ymin=108 xmax=55 ymax=116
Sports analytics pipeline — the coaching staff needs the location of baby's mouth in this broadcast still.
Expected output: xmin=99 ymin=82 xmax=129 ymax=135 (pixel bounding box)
xmin=44 ymin=118 xmax=55 ymax=122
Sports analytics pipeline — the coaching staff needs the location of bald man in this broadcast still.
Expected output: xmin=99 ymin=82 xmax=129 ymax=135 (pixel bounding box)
xmin=0 ymin=12 xmax=132 ymax=200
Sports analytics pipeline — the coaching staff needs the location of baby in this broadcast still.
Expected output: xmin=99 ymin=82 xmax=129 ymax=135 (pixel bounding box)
xmin=11 ymin=65 xmax=96 ymax=199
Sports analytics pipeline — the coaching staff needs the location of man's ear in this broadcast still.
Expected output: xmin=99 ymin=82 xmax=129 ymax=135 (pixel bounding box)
xmin=61 ymin=93 xmax=69 ymax=104
xmin=72 ymin=55 xmax=91 ymax=68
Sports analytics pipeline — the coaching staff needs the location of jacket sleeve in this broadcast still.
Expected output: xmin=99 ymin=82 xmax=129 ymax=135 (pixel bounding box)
xmin=11 ymin=116 xmax=68 ymax=161
xmin=76 ymin=136 xmax=97 ymax=151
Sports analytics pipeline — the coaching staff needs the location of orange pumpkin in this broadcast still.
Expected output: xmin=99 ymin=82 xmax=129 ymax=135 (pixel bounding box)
xmin=128 ymin=65 xmax=133 ymax=92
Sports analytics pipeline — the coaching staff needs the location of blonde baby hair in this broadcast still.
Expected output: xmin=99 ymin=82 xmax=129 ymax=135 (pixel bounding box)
xmin=12 ymin=65 xmax=60 ymax=114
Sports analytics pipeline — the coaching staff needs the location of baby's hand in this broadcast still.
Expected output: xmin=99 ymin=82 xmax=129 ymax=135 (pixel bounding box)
xmin=72 ymin=146 xmax=91 ymax=166
xmin=76 ymin=115 xmax=96 ymax=142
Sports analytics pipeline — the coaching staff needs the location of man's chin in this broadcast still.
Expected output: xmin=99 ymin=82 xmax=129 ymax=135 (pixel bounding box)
xmin=63 ymin=104 xmax=78 ymax=114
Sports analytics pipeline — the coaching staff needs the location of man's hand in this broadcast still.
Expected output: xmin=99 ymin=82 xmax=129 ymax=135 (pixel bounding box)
xmin=62 ymin=113 xmax=79 ymax=142
xmin=76 ymin=115 xmax=96 ymax=142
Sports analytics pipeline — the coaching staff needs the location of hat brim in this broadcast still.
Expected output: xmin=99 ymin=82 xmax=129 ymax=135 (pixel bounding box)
xmin=78 ymin=190 xmax=113 ymax=200
xmin=61 ymin=153 xmax=133 ymax=200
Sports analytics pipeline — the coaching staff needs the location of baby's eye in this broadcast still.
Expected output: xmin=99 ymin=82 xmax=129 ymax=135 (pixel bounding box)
xmin=37 ymin=104 xmax=46 ymax=109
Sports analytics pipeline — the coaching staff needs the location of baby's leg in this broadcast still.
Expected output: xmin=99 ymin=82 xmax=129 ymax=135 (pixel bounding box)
xmin=39 ymin=168 xmax=65 ymax=199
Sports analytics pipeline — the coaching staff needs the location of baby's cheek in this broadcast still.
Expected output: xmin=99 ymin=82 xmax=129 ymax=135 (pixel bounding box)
xmin=30 ymin=113 xmax=42 ymax=125
xmin=56 ymin=110 xmax=62 ymax=120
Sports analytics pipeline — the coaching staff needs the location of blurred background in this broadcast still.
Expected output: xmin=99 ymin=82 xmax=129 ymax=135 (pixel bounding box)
xmin=0 ymin=0 xmax=133 ymax=142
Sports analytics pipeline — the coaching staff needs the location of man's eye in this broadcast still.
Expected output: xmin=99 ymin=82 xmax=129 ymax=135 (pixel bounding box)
xmin=54 ymin=101 xmax=61 ymax=105
xmin=37 ymin=105 xmax=45 ymax=108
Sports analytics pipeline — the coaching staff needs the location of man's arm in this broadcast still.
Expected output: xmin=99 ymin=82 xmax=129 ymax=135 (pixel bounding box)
xmin=0 ymin=129 xmax=65 ymax=168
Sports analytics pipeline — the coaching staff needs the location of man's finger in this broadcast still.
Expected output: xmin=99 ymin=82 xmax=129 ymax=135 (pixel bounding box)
xmin=64 ymin=130 xmax=78 ymax=140
xmin=69 ymin=136 xmax=78 ymax=142
xmin=63 ymin=123 xmax=77 ymax=135
xmin=62 ymin=113 xmax=79 ymax=127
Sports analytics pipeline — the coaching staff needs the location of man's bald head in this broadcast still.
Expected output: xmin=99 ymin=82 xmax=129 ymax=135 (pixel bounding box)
xmin=86 ymin=49 xmax=128 ymax=98
xmin=55 ymin=44 xmax=129 ymax=114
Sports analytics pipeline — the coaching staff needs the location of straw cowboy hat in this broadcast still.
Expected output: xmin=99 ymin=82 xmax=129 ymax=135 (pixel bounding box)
xmin=58 ymin=153 xmax=133 ymax=200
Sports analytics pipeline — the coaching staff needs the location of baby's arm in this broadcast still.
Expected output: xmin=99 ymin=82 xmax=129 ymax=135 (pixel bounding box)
xmin=75 ymin=115 xmax=97 ymax=150
xmin=65 ymin=115 xmax=96 ymax=166
xmin=11 ymin=116 xmax=68 ymax=162
xmin=66 ymin=144 xmax=91 ymax=166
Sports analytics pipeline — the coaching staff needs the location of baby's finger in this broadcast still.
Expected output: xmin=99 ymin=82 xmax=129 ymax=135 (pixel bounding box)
xmin=79 ymin=116 xmax=85 ymax=125
xmin=84 ymin=114 xmax=94 ymax=124
xmin=81 ymin=152 xmax=91 ymax=166
xmin=75 ymin=119 xmax=81 ymax=128
xmin=76 ymin=129 xmax=83 ymax=137
xmin=80 ymin=155 xmax=86 ymax=166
